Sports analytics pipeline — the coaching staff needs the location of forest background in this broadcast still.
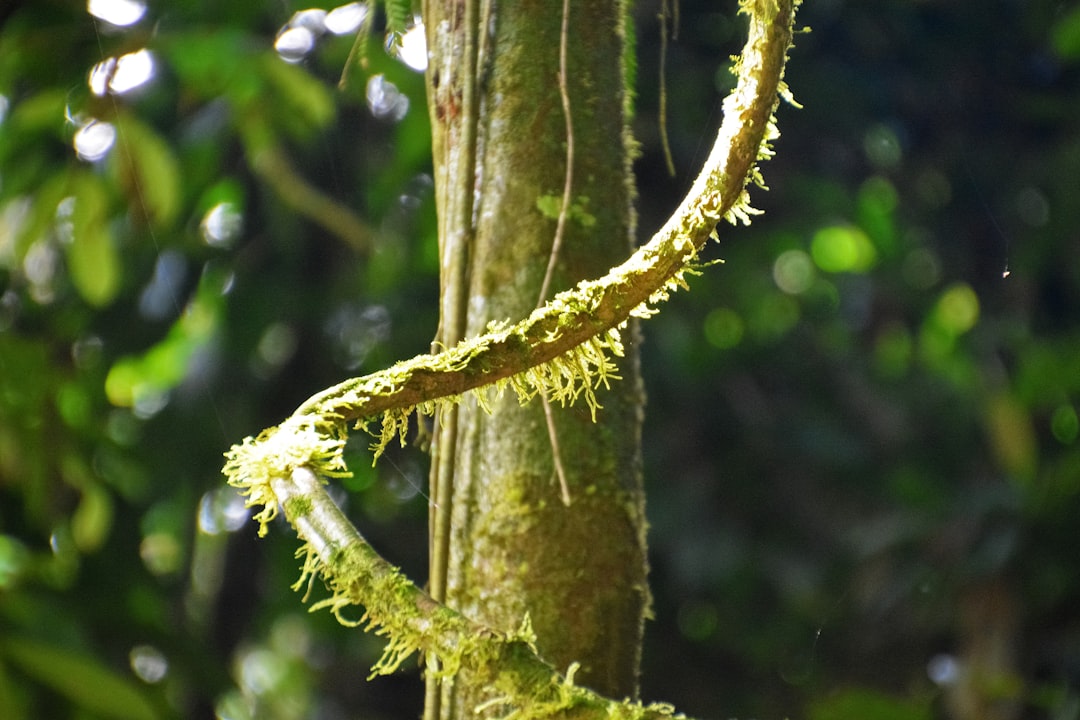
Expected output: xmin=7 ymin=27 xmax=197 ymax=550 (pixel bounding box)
xmin=2 ymin=0 xmax=1079 ymax=719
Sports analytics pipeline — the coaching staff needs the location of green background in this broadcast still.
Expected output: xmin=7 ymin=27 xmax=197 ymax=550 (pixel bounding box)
xmin=1 ymin=1 xmax=1078 ymax=718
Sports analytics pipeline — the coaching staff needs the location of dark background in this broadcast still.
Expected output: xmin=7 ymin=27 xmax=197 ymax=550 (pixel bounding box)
xmin=1 ymin=1 xmax=1078 ymax=718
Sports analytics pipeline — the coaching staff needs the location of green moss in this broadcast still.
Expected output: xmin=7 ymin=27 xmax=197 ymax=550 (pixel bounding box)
xmin=536 ymin=194 xmax=598 ymax=229
xmin=282 ymin=495 xmax=313 ymax=519
xmin=220 ymin=1 xmax=800 ymax=713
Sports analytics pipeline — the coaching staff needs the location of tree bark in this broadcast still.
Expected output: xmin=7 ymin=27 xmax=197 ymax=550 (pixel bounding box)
xmin=424 ymin=1 xmax=648 ymax=717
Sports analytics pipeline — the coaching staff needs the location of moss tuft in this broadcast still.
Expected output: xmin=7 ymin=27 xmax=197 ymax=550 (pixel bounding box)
xmin=222 ymin=416 xmax=349 ymax=536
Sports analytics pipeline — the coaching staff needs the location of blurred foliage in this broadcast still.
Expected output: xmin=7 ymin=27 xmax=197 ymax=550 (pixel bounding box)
xmin=0 ymin=0 xmax=1078 ymax=719
xmin=636 ymin=1 xmax=1080 ymax=718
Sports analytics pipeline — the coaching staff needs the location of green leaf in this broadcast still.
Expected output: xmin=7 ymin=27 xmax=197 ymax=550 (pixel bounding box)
xmin=71 ymin=483 xmax=115 ymax=554
xmin=110 ymin=114 xmax=182 ymax=229
xmin=0 ymin=535 xmax=31 ymax=589
xmin=104 ymin=271 xmax=223 ymax=408
xmin=67 ymin=172 xmax=122 ymax=307
xmin=4 ymin=89 xmax=68 ymax=135
xmin=158 ymin=30 xmax=258 ymax=101
xmin=0 ymin=91 xmax=71 ymax=197
xmin=385 ymin=0 xmax=412 ymax=37
xmin=1 ymin=637 xmax=161 ymax=720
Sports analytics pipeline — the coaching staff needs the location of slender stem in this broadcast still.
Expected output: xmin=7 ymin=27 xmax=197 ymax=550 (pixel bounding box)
xmin=658 ymin=0 xmax=677 ymax=177
xmin=426 ymin=1 xmax=483 ymax=717
xmin=534 ymin=0 xmax=577 ymax=507
xmin=537 ymin=0 xmax=576 ymax=307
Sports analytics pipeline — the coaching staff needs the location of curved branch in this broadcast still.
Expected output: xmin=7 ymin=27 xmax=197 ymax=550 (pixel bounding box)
xmin=285 ymin=0 xmax=797 ymax=429
xmin=225 ymin=1 xmax=799 ymax=715
xmin=274 ymin=466 xmax=679 ymax=718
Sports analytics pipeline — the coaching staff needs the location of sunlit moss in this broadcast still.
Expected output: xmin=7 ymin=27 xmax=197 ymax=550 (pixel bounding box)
xmin=223 ymin=417 xmax=350 ymax=536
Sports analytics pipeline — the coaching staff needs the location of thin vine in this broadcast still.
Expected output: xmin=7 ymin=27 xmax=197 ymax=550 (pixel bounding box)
xmin=227 ymin=0 xmax=796 ymax=475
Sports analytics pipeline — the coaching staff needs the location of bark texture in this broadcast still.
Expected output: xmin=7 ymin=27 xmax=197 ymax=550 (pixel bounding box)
xmin=424 ymin=1 xmax=648 ymax=716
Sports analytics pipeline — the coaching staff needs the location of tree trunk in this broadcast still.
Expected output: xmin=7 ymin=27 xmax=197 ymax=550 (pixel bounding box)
xmin=423 ymin=1 xmax=648 ymax=717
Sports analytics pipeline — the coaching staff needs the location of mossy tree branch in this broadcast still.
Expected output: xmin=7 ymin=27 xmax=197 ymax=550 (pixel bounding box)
xmin=224 ymin=0 xmax=799 ymax=715
xmin=281 ymin=0 xmax=797 ymax=436
xmin=273 ymin=466 xmax=679 ymax=719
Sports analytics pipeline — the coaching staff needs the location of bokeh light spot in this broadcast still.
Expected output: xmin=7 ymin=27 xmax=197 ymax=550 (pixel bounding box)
xmin=74 ymin=119 xmax=116 ymax=161
xmin=773 ymin=249 xmax=816 ymax=294
xmin=87 ymin=0 xmax=146 ymax=27
xmin=859 ymin=175 xmax=898 ymax=215
xmin=395 ymin=23 xmax=428 ymax=72
xmin=90 ymin=50 xmax=155 ymax=95
xmin=275 ymin=26 xmax=316 ymax=63
xmin=811 ymin=225 xmax=876 ymax=273
xmin=901 ymin=245 xmax=941 ymax=290
xmin=1051 ymin=404 xmax=1079 ymax=444
xmin=677 ymin=600 xmax=719 ymax=642
xmin=704 ymin=307 xmax=744 ymax=349
xmin=325 ymin=2 xmax=367 ymax=35
xmin=140 ymin=532 xmax=182 ymax=576
xmin=863 ymin=123 xmax=902 ymax=169
xmin=366 ymin=74 xmax=409 ymax=121
xmin=130 ymin=644 xmax=169 ymax=683
xmin=201 ymin=202 xmax=243 ymax=248
xmin=750 ymin=294 xmax=800 ymax=341
xmin=1015 ymin=186 xmax=1049 ymax=227
xmin=933 ymin=283 xmax=979 ymax=336
xmin=252 ymin=323 xmax=299 ymax=379
xmin=927 ymin=654 xmax=959 ymax=686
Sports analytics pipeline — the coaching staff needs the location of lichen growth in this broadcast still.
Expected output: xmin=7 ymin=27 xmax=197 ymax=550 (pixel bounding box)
xmin=222 ymin=416 xmax=350 ymax=536
xmin=476 ymin=658 xmax=682 ymax=720
xmin=291 ymin=539 xmax=427 ymax=678
xmin=350 ymin=317 xmax=627 ymax=459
